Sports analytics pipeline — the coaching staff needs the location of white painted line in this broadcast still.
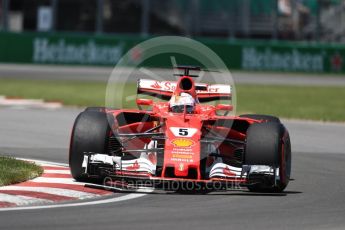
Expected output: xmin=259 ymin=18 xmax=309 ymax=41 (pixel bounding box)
xmin=44 ymin=170 xmax=71 ymax=174
xmin=0 ymin=186 xmax=97 ymax=199
xmin=0 ymin=193 xmax=53 ymax=206
xmin=0 ymin=96 xmax=62 ymax=109
xmin=31 ymin=177 xmax=85 ymax=185
xmin=39 ymin=164 xmax=68 ymax=168
xmin=0 ymin=190 xmax=152 ymax=211
xmin=16 ymin=158 xmax=68 ymax=167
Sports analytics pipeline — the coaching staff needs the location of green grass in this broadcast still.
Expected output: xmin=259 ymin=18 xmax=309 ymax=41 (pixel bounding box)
xmin=0 ymin=156 xmax=43 ymax=186
xmin=0 ymin=79 xmax=107 ymax=106
xmin=236 ymin=85 xmax=345 ymax=122
xmin=0 ymin=78 xmax=344 ymax=121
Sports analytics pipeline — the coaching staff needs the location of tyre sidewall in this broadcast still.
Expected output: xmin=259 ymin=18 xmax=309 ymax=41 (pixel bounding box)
xmin=69 ymin=111 xmax=111 ymax=181
xmin=245 ymin=122 xmax=290 ymax=192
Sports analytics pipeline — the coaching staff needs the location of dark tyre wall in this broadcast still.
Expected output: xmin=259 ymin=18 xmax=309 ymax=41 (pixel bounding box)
xmin=69 ymin=111 xmax=111 ymax=181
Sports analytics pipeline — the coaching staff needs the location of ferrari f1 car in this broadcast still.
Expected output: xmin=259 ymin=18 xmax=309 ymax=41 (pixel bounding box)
xmin=69 ymin=66 xmax=291 ymax=193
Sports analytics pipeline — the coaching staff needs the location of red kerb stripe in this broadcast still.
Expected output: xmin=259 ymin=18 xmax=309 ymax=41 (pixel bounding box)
xmin=0 ymin=202 xmax=16 ymax=208
xmin=17 ymin=182 xmax=113 ymax=195
xmin=42 ymin=166 xmax=70 ymax=171
xmin=41 ymin=173 xmax=72 ymax=178
xmin=0 ymin=190 xmax=76 ymax=201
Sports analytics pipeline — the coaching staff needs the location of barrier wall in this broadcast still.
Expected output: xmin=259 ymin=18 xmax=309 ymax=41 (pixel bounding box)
xmin=0 ymin=31 xmax=344 ymax=73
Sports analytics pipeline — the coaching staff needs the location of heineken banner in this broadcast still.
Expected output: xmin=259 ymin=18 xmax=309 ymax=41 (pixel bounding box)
xmin=0 ymin=32 xmax=138 ymax=66
xmin=0 ymin=31 xmax=344 ymax=73
xmin=241 ymin=47 xmax=324 ymax=72
xmin=33 ymin=38 xmax=124 ymax=65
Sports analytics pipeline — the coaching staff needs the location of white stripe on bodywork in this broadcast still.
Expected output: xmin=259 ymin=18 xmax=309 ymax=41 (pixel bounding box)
xmin=209 ymin=163 xmax=245 ymax=178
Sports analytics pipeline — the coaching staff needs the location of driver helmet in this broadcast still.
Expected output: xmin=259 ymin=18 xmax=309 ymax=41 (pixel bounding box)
xmin=169 ymin=92 xmax=195 ymax=113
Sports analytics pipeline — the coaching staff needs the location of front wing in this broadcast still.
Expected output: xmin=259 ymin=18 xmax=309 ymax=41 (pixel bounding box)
xmin=82 ymin=153 xmax=279 ymax=191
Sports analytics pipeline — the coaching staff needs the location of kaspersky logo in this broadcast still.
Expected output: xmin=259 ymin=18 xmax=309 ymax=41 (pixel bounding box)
xmin=171 ymin=138 xmax=195 ymax=148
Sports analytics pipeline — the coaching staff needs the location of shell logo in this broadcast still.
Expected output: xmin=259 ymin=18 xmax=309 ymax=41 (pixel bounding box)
xmin=178 ymin=163 xmax=184 ymax=171
xmin=171 ymin=138 xmax=195 ymax=147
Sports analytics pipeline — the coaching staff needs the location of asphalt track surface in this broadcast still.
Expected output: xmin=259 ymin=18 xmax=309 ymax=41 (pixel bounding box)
xmin=1 ymin=106 xmax=345 ymax=230
xmin=2 ymin=63 xmax=345 ymax=86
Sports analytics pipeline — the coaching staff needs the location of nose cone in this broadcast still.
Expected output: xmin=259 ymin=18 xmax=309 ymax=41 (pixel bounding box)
xmin=162 ymin=115 xmax=202 ymax=179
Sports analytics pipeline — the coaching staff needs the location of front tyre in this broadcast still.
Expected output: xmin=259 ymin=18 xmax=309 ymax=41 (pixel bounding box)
xmin=245 ymin=122 xmax=291 ymax=193
xmin=69 ymin=111 xmax=111 ymax=181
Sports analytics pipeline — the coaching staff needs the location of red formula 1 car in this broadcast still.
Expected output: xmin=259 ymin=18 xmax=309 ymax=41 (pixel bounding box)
xmin=69 ymin=66 xmax=291 ymax=193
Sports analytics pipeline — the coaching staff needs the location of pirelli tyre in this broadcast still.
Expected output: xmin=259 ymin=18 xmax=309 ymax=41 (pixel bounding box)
xmin=239 ymin=114 xmax=281 ymax=123
xmin=69 ymin=111 xmax=111 ymax=181
xmin=244 ymin=122 xmax=291 ymax=193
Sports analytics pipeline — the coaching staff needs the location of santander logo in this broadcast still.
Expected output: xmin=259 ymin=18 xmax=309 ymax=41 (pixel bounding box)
xmin=223 ymin=167 xmax=236 ymax=177
xmin=126 ymin=161 xmax=140 ymax=170
xmin=150 ymin=81 xmax=162 ymax=89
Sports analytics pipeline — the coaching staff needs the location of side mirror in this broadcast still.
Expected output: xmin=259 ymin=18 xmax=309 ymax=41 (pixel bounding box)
xmin=216 ymin=104 xmax=233 ymax=111
xmin=136 ymin=99 xmax=153 ymax=110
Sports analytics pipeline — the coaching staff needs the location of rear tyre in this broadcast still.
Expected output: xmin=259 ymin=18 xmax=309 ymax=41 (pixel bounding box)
xmin=69 ymin=111 xmax=111 ymax=181
xmin=244 ymin=122 xmax=291 ymax=193
xmin=239 ymin=114 xmax=280 ymax=123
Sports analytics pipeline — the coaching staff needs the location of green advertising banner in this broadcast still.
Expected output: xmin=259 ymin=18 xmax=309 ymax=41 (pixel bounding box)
xmin=0 ymin=32 xmax=139 ymax=65
xmin=204 ymin=40 xmax=345 ymax=73
xmin=0 ymin=31 xmax=344 ymax=73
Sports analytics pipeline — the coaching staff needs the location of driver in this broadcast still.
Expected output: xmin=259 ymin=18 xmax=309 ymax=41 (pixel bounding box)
xmin=169 ymin=92 xmax=195 ymax=113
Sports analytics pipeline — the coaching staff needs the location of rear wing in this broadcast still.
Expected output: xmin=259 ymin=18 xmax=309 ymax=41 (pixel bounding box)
xmin=137 ymin=79 xmax=231 ymax=102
